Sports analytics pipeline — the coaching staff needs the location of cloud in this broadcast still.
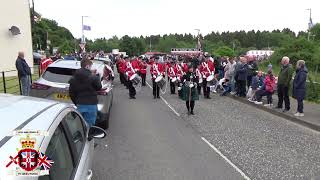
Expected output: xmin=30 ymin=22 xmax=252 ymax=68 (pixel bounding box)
xmin=34 ymin=0 xmax=320 ymax=39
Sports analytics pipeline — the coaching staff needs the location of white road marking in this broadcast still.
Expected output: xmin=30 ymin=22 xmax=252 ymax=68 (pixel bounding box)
xmin=146 ymin=82 xmax=180 ymax=117
xmin=201 ymin=137 xmax=251 ymax=180
xmin=105 ymin=144 xmax=108 ymax=148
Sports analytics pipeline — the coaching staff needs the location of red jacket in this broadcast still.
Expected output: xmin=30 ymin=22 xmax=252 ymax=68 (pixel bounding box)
xmin=139 ymin=61 xmax=148 ymax=74
xmin=200 ymin=62 xmax=214 ymax=78
xmin=125 ymin=62 xmax=136 ymax=80
xmin=264 ymin=75 xmax=276 ymax=93
xmin=131 ymin=59 xmax=140 ymax=72
xmin=168 ymin=66 xmax=177 ymax=78
xmin=40 ymin=58 xmax=53 ymax=74
xmin=150 ymin=63 xmax=164 ymax=80
xmin=118 ymin=60 xmax=127 ymax=74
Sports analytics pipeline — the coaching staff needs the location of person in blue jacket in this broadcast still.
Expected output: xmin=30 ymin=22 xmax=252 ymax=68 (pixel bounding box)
xmin=293 ymin=60 xmax=308 ymax=117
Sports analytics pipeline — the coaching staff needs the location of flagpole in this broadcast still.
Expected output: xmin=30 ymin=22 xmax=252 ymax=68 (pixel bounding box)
xmin=307 ymin=8 xmax=312 ymax=41
xmin=81 ymin=16 xmax=85 ymax=43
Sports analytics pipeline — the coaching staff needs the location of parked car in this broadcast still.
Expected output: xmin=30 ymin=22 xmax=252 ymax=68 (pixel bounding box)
xmin=30 ymin=59 xmax=113 ymax=130
xmin=0 ymin=93 xmax=106 ymax=180
xmin=33 ymin=52 xmax=43 ymax=65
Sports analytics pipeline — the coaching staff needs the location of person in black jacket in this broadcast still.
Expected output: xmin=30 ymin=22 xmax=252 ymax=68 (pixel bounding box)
xmin=293 ymin=60 xmax=308 ymax=117
xmin=235 ymin=56 xmax=248 ymax=97
xmin=15 ymin=51 xmax=31 ymax=96
xmin=69 ymin=59 xmax=102 ymax=127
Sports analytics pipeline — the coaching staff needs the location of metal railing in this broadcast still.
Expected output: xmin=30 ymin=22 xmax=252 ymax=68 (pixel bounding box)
xmin=0 ymin=66 xmax=40 ymax=95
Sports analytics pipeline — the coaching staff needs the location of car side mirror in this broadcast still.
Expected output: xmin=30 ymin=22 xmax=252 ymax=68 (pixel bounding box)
xmin=88 ymin=126 xmax=107 ymax=141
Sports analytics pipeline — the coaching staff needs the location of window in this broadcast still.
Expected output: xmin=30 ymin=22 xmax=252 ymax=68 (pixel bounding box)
xmin=42 ymin=67 xmax=76 ymax=84
xmin=39 ymin=125 xmax=74 ymax=180
xmin=63 ymin=112 xmax=86 ymax=157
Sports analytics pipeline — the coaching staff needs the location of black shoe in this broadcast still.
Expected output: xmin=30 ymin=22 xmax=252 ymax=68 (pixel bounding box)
xmin=275 ymin=106 xmax=282 ymax=109
xmin=157 ymin=96 xmax=160 ymax=99
xmin=283 ymin=109 xmax=290 ymax=113
xmin=154 ymin=96 xmax=156 ymax=99
xmin=190 ymin=111 xmax=194 ymax=115
xmin=130 ymin=96 xmax=136 ymax=99
xmin=207 ymin=97 xmax=211 ymax=99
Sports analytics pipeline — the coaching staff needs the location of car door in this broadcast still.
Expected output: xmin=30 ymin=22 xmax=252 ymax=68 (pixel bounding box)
xmin=38 ymin=109 xmax=94 ymax=180
xmin=62 ymin=111 xmax=94 ymax=180
xmin=38 ymin=124 xmax=75 ymax=180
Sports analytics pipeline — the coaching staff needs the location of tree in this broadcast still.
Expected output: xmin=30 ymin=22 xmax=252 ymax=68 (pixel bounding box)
xmin=311 ymin=23 xmax=320 ymax=42
xmin=213 ymin=46 xmax=235 ymax=57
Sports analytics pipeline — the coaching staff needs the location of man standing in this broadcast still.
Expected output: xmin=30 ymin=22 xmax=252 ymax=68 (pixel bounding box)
xmin=235 ymin=56 xmax=248 ymax=97
xmin=150 ymin=57 xmax=165 ymax=99
xmin=125 ymin=58 xmax=137 ymax=99
xmin=200 ymin=57 xmax=214 ymax=99
xmin=276 ymin=56 xmax=294 ymax=112
xmin=69 ymin=59 xmax=102 ymax=127
xmin=15 ymin=51 xmax=31 ymax=96
xmin=246 ymin=57 xmax=258 ymax=88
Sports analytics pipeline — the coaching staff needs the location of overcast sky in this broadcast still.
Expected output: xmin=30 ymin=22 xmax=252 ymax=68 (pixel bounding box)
xmin=34 ymin=0 xmax=319 ymax=39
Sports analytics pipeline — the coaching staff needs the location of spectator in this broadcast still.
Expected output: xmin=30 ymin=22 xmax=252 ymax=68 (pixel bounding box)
xmin=226 ymin=57 xmax=237 ymax=92
xmin=247 ymin=71 xmax=259 ymax=102
xmin=293 ymin=60 xmax=308 ymax=117
xmin=246 ymin=57 xmax=258 ymax=88
xmin=235 ymin=56 xmax=248 ymax=97
xmin=276 ymin=56 xmax=294 ymax=112
xmin=254 ymin=70 xmax=276 ymax=106
xmin=15 ymin=51 xmax=31 ymax=96
xmin=69 ymin=59 xmax=102 ymax=127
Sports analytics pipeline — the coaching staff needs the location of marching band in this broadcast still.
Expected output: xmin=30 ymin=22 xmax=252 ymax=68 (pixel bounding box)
xmin=115 ymin=54 xmax=217 ymax=115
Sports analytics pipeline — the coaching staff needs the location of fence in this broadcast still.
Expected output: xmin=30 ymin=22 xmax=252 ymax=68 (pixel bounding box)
xmin=0 ymin=66 xmax=40 ymax=95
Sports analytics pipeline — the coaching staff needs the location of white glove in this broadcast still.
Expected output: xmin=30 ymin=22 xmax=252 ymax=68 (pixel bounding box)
xmin=153 ymin=75 xmax=156 ymax=79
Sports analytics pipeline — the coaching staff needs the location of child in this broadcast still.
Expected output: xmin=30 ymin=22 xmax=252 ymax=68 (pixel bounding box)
xmin=254 ymin=70 xmax=276 ymax=106
xmin=247 ymin=71 xmax=259 ymax=102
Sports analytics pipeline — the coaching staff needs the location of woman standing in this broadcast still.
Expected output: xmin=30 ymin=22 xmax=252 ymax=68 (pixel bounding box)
xmin=293 ymin=60 xmax=308 ymax=117
xmin=181 ymin=65 xmax=199 ymax=115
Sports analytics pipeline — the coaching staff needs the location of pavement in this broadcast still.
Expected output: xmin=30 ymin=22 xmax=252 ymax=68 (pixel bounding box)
xmin=93 ymin=76 xmax=320 ymax=180
xmin=230 ymin=93 xmax=320 ymax=131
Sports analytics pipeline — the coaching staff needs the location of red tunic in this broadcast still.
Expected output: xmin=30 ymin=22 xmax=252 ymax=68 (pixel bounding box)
xmin=40 ymin=58 xmax=53 ymax=74
xmin=150 ymin=63 xmax=164 ymax=80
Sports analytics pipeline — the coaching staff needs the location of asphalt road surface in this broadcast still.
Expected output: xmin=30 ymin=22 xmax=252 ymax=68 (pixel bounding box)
xmin=93 ymin=78 xmax=320 ymax=180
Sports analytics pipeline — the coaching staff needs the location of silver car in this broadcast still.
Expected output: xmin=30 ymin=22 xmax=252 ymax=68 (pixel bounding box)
xmin=0 ymin=93 xmax=106 ymax=180
xmin=30 ymin=60 xmax=113 ymax=130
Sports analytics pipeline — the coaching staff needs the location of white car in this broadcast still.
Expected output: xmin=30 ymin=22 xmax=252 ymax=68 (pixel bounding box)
xmin=0 ymin=93 xmax=106 ymax=180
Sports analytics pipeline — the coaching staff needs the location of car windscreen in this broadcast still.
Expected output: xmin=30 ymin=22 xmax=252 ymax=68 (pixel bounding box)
xmin=42 ymin=67 xmax=77 ymax=84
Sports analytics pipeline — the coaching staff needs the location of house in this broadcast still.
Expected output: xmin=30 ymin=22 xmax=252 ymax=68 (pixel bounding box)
xmin=0 ymin=0 xmax=33 ymax=72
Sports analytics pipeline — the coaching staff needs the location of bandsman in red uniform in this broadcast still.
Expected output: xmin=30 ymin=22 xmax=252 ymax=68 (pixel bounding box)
xmin=195 ymin=64 xmax=202 ymax=95
xmin=125 ymin=58 xmax=137 ymax=99
xmin=139 ymin=58 xmax=148 ymax=86
xmin=200 ymin=57 xmax=215 ymax=99
xmin=150 ymin=57 xmax=165 ymax=99
xmin=40 ymin=54 xmax=53 ymax=74
xmin=103 ymin=60 xmax=115 ymax=82
xmin=118 ymin=57 xmax=127 ymax=86
xmin=175 ymin=58 xmax=188 ymax=98
xmin=168 ymin=61 xmax=177 ymax=94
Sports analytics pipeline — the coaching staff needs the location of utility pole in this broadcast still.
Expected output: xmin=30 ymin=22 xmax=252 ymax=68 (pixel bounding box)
xmin=306 ymin=8 xmax=312 ymax=41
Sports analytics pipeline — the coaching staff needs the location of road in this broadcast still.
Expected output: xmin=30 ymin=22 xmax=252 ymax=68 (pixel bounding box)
xmin=93 ymin=78 xmax=320 ymax=180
